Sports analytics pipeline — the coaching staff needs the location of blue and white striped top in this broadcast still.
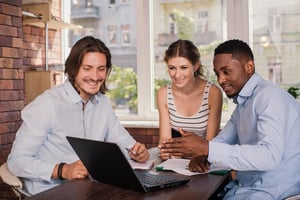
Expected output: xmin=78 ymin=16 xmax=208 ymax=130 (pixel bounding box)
xmin=167 ymin=81 xmax=211 ymax=139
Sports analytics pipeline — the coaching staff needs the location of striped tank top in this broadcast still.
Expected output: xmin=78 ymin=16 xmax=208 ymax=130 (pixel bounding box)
xmin=167 ymin=81 xmax=211 ymax=139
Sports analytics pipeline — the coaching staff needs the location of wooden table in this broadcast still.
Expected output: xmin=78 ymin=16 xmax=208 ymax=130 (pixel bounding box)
xmin=27 ymin=171 xmax=230 ymax=200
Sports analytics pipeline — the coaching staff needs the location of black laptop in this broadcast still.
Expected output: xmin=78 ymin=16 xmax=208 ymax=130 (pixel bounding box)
xmin=66 ymin=136 xmax=190 ymax=193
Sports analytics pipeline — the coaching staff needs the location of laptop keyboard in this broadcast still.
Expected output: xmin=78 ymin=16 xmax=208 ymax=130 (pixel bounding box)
xmin=135 ymin=171 xmax=180 ymax=185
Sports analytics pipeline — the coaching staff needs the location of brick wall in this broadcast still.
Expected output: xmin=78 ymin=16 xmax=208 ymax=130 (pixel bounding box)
xmin=126 ymin=127 xmax=160 ymax=148
xmin=0 ymin=0 xmax=23 ymax=199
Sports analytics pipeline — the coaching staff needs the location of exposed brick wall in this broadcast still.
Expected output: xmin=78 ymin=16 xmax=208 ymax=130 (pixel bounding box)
xmin=0 ymin=0 xmax=23 ymax=199
xmin=126 ymin=127 xmax=160 ymax=148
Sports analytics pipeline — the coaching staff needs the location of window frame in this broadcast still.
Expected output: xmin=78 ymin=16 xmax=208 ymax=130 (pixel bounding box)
xmin=61 ymin=0 xmax=251 ymax=123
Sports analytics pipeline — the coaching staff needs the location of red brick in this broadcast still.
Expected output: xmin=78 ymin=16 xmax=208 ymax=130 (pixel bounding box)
xmin=133 ymin=135 xmax=152 ymax=144
xmin=0 ymin=90 xmax=21 ymax=101
xmin=127 ymin=128 xmax=147 ymax=135
xmin=17 ymin=27 xmax=23 ymax=38
xmin=2 ymin=3 xmax=19 ymax=16
xmin=0 ymin=80 xmax=23 ymax=90
xmin=0 ymin=0 xmax=22 ymax=7
xmin=1 ymin=47 xmax=20 ymax=58
xmin=0 ymin=13 xmax=11 ymax=25
xmin=0 ymin=100 xmax=24 ymax=112
xmin=0 ymin=25 xmax=17 ymax=37
xmin=0 ymin=69 xmax=22 ymax=79
xmin=31 ymin=26 xmax=45 ymax=36
xmin=12 ymin=15 xmax=22 ymax=27
xmin=0 ymin=136 xmax=15 ymax=147
xmin=146 ymin=128 xmax=159 ymax=136
xmin=0 ymin=124 xmax=10 ymax=135
xmin=22 ymin=25 xmax=31 ymax=34
xmin=12 ymin=37 xmax=23 ymax=48
xmin=0 ymin=79 xmax=13 ymax=89
xmin=0 ymin=58 xmax=14 ymax=68
xmin=152 ymin=135 xmax=160 ymax=145
xmin=0 ymin=35 xmax=12 ymax=47
xmin=0 ymin=122 xmax=20 ymax=135
xmin=0 ymin=111 xmax=20 ymax=123
xmin=13 ymin=79 xmax=23 ymax=90
xmin=13 ymin=58 xmax=22 ymax=69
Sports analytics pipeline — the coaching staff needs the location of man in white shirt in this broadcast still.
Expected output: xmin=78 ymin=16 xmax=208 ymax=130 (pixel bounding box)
xmin=8 ymin=36 xmax=149 ymax=195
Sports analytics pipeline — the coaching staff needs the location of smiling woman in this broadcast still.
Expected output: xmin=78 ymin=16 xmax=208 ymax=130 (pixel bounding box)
xmin=157 ymin=39 xmax=223 ymax=160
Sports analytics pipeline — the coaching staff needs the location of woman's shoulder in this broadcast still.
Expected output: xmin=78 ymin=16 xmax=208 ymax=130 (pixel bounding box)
xmin=158 ymin=85 xmax=168 ymax=94
xmin=204 ymin=81 xmax=222 ymax=97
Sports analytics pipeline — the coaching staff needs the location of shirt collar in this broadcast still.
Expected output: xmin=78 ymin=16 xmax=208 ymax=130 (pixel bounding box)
xmin=233 ymin=73 xmax=262 ymax=105
xmin=63 ymin=79 xmax=100 ymax=105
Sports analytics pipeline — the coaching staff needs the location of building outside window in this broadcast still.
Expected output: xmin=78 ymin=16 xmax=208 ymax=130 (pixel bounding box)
xmin=108 ymin=26 xmax=117 ymax=46
xmin=63 ymin=0 xmax=300 ymax=124
xmin=196 ymin=10 xmax=208 ymax=34
xmin=121 ymin=24 xmax=130 ymax=45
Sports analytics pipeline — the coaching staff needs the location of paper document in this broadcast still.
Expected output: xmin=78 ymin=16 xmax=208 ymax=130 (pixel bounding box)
xmin=155 ymin=158 xmax=230 ymax=176
xmin=129 ymin=158 xmax=155 ymax=170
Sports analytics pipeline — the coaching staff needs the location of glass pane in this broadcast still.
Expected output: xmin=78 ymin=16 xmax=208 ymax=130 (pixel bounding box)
xmin=152 ymin=0 xmax=228 ymax=118
xmin=251 ymin=0 xmax=300 ymax=89
xmin=69 ymin=0 xmax=138 ymax=116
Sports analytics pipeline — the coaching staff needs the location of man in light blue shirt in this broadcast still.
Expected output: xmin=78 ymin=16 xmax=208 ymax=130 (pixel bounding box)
xmin=160 ymin=39 xmax=300 ymax=199
xmin=7 ymin=36 xmax=149 ymax=195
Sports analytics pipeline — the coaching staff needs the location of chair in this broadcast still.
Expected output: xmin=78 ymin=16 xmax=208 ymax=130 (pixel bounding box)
xmin=0 ymin=162 xmax=31 ymax=199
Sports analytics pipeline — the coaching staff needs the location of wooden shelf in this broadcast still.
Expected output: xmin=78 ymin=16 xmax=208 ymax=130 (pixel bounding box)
xmin=23 ymin=20 xmax=82 ymax=29
xmin=22 ymin=1 xmax=81 ymax=30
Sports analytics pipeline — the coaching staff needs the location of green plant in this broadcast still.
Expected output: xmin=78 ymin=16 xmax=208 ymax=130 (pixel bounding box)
xmin=107 ymin=65 xmax=137 ymax=113
xmin=287 ymin=86 xmax=300 ymax=99
xmin=173 ymin=9 xmax=194 ymax=40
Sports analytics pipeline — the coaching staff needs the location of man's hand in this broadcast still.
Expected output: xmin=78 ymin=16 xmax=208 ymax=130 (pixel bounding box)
xmin=159 ymin=128 xmax=209 ymax=158
xmin=128 ymin=142 xmax=149 ymax=163
xmin=54 ymin=160 xmax=88 ymax=180
xmin=188 ymin=156 xmax=210 ymax=172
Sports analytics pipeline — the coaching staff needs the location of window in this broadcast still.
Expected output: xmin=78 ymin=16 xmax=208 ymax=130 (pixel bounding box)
xmin=169 ymin=13 xmax=176 ymax=34
xmin=267 ymin=57 xmax=282 ymax=84
xmin=108 ymin=26 xmax=117 ymax=46
xmin=252 ymin=0 xmax=300 ymax=87
xmin=121 ymin=24 xmax=130 ymax=45
xmin=62 ymin=0 xmax=300 ymax=124
xmin=196 ymin=11 xmax=208 ymax=33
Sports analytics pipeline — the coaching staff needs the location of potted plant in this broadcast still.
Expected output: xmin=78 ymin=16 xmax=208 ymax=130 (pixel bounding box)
xmin=287 ymin=86 xmax=300 ymax=99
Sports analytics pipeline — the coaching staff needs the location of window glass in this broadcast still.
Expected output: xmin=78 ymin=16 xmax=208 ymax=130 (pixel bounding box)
xmin=251 ymin=0 xmax=300 ymax=88
xmin=69 ymin=0 xmax=138 ymax=116
xmin=63 ymin=0 xmax=300 ymax=125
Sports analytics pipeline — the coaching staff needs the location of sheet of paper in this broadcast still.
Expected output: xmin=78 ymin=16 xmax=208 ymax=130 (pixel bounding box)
xmin=129 ymin=158 xmax=155 ymax=170
xmin=156 ymin=158 xmax=230 ymax=176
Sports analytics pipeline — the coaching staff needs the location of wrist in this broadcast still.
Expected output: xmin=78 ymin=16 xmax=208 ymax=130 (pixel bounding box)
xmin=205 ymin=140 xmax=209 ymax=156
xmin=57 ymin=162 xmax=66 ymax=180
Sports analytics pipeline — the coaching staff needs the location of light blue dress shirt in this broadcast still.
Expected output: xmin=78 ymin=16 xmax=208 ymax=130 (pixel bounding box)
xmin=208 ymin=73 xmax=300 ymax=200
xmin=7 ymin=80 xmax=136 ymax=195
